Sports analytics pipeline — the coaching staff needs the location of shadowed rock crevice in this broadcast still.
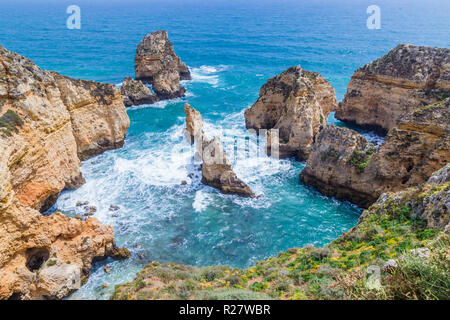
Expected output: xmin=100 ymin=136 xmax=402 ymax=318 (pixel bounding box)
xmin=25 ymin=248 xmax=50 ymax=272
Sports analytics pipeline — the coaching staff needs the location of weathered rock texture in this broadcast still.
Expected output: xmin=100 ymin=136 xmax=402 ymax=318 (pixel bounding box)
xmin=135 ymin=30 xmax=190 ymax=100
xmin=300 ymin=125 xmax=377 ymax=207
xmin=301 ymin=98 xmax=450 ymax=208
xmin=120 ymin=77 xmax=159 ymax=106
xmin=112 ymin=164 xmax=449 ymax=300
xmin=201 ymin=137 xmax=255 ymax=198
xmin=336 ymin=44 xmax=450 ymax=133
xmin=244 ymin=66 xmax=337 ymax=160
xmin=0 ymin=46 xmax=130 ymax=299
xmin=0 ymin=205 xmax=129 ymax=300
xmin=184 ymin=103 xmax=254 ymax=197
xmin=412 ymin=163 xmax=449 ymax=232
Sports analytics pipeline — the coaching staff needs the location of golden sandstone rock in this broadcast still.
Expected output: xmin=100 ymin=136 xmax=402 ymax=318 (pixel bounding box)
xmin=336 ymin=44 xmax=450 ymax=133
xmin=0 ymin=46 xmax=130 ymax=299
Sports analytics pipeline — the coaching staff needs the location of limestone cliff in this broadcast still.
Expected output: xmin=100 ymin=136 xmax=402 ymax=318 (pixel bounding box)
xmin=135 ymin=30 xmax=190 ymax=100
xmin=301 ymin=98 xmax=450 ymax=208
xmin=0 ymin=46 xmax=130 ymax=299
xmin=244 ymin=66 xmax=337 ymax=160
xmin=336 ymin=44 xmax=450 ymax=133
xmin=113 ymin=164 xmax=449 ymax=300
xmin=184 ymin=103 xmax=254 ymax=198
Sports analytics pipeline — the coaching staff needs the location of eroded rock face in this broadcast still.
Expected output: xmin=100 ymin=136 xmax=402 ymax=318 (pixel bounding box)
xmin=135 ymin=30 xmax=190 ymax=100
xmin=120 ymin=77 xmax=159 ymax=107
xmin=336 ymin=44 xmax=450 ymax=133
xmin=184 ymin=104 xmax=254 ymax=197
xmin=365 ymin=163 xmax=449 ymax=233
xmin=0 ymin=46 xmax=130 ymax=299
xmin=368 ymin=98 xmax=450 ymax=191
xmin=0 ymin=204 xmax=129 ymax=300
xmin=415 ymin=164 xmax=450 ymax=232
xmin=201 ymin=137 xmax=255 ymax=198
xmin=244 ymin=66 xmax=337 ymax=160
xmin=301 ymin=98 xmax=450 ymax=208
xmin=52 ymin=73 xmax=130 ymax=160
xmin=300 ymin=125 xmax=377 ymax=207
xmin=184 ymin=103 xmax=203 ymax=145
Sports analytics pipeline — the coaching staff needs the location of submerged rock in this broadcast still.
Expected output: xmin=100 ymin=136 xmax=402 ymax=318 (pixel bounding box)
xmin=301 ymin=98 xmax=450 ymax=208
xmin=336 ymin=44 xmax=450 ymax=133
xmin=244 ymin=66 xmax=337 ymax=160
xmin=135 ymin=30 xmax=190 ymax=100
xmin=120 ymin=77 xmax=159 ymax=106
xmin=0 ymin=46 xmax=130 ymax=300
xmin=184 ymin=104 xmax=254 ymax=197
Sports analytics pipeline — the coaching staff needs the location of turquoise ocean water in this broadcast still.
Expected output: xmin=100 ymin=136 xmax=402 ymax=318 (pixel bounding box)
xmin=0 ymin=0 xmax=449 ymax=299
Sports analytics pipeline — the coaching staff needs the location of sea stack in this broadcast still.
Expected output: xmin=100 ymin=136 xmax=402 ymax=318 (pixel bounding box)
xmin=135 ymin=30 xmax=191 ymax=100
xmin=336 ymin=44 xmax=450 ymax=133
xmin=184 ymin=104 xmax=255 ymax=198
xmin=244 ymin=66 xmax=337 ymax=160
xmin=0 ymin=46 xmax=130 ymax=300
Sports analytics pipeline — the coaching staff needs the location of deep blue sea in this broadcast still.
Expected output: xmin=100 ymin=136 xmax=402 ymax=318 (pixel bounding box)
xmin=0 ymin=0 xmax=448 ymax=299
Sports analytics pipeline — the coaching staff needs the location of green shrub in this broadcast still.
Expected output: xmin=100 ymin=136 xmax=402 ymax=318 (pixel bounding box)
xmin=0 ymin=110 xmax=24 ymax=137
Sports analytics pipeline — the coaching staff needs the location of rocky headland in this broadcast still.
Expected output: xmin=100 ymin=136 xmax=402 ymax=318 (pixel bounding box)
xmin=134 ymin=30 xmax=191 ymax=102
xmin=113 ymin=164 xmax=449 ymax=300
xmin=336 ymin=44 xmax=450 ymax=133
xmin=0 ymin=46 xmax=130 ymax=299
xmin=244 ymin=66 xmax=337 ymax=160
xmin=184 ymin=103 xmax=255 ymax=198
xmin=301 ymin=98 xmax=449 ymax=208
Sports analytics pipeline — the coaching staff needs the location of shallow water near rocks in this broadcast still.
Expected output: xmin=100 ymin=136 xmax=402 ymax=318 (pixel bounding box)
xmin=1 ymin=0 xmax=448 ymax=299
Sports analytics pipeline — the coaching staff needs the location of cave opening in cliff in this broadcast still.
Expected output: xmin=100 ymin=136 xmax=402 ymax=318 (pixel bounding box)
xmin=25 ymin=248 xmax=50 ymax=272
